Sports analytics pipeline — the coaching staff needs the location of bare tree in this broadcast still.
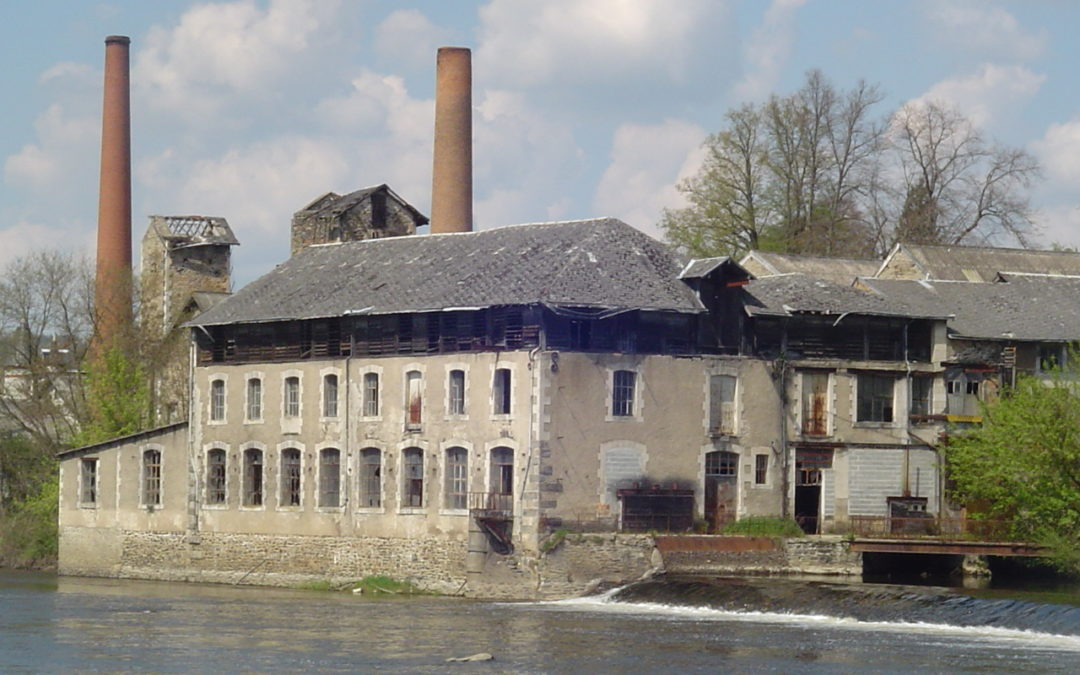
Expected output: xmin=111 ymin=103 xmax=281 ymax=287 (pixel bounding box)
xmin=889 ymin=101 xmax=1040 ymax=246
xmin=0 ymin=250 xmax=93 ymax=451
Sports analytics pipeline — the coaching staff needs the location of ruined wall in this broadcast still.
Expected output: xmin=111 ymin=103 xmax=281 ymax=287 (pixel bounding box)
xmin=290 ymin=195 xmax=418 ymax=255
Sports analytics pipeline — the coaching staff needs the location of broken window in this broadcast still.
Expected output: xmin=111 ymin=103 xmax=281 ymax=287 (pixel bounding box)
xmin=709 ymin=374 xmax=737 ymax=434
xmin=206 ymin=449 xmax=226 ymax=505
xmin=1038 ymin=343 xmax=1063 ymax=373
xmin=448 ymin=369 xmax=466 ymax=415
xmin=363 ymin=372 xmax=379 ymax=417
xmin=359 ymin=448 xmax=382 ymax=508
xmin=612 ymin=370 xmax=636 ymax=417
xmin=323 ymin=374 xmax=338 ymax=417
xmin=402 ymin=447 xmax=424 ymax=507
xmin=945 ymin=369 xmax=983 ymax=416
xmin=80 ymin=458 xmax=98 ymax=505
xmin=445 ymin=447 xmax=468 ymax=510
xmin=801 ymin=372 xmax=829 ymax=436
xmin=210 ymin=379 xmax=225 ymax=421
xmin=405 ymin=370 xmax=423 ymax=427
xmin=284 ymin=377 xmax=300 ymax=417
xmin=318 ymin=448 xmax=340 ymax=508
xmin=493 ymin=368 xmax=511 ymax=415
xmin=243 ymin=448 xmax=263 ymax=507
xmin=909 ymin=376 xmax=932 ymax=417
xmin=142 ymin=449 xmax=162 ymax=507
xmin=280 ymin=448 xmax=301 ymax=507
xmin=754 ymin=454 xmax=768 ymax=485
xmin=490 ymin=447 xmax=514 ymax=497
xmin=246 ymin=377 xmax=262 ymax=420
xmin=856 ymin=373 xmax=895 ymax=423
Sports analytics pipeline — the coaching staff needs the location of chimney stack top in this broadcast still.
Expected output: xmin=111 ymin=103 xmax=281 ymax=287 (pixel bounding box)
xmin=105 ymin=35 xmax=131 ymax=45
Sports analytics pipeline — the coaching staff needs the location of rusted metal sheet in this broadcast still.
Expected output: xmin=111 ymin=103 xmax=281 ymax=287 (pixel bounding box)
xmin=654 ymin=535 xmax=778 ymax=553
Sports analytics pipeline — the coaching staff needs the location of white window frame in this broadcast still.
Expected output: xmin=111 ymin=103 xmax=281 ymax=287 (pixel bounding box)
xmin=320 ymin=368 xmax=341 ymax=420
xmin=445 ymin=363 xmax=469 ymax=419
xmin=140 ymin=445 xmax=164 ymax=509
xmin=440 ymin=440 xmax=472 ymax=515
xmin=358 ymin=365 xmax=383 ymax=421
xmin=605 ymin=368 xmax=643 ymax=422
xmin=79 ymin=457 xmax=99 ymax=508
xmin=207 ymin=373 xmax=227 ymax=424
xmin=245 ymin=373 xmax=263 ymax=423
xmin=403 ymin=363 xmax=426 ymax=430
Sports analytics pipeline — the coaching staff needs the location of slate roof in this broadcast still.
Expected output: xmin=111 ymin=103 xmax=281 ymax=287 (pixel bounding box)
xmin=293 ymin=184 xmax=429 ymax=225
xmin=740 ymin=250 xmax=880 ymax=285
xmin=190 ymin=218 xmax=701 ymax=326
xmin=743 ymin=274 xmax=945 ymax=319
xmin=882 ymin=243 xmax=1080 ymax=282
xmin=860 ymin=275 xmax=1080 ymax=341
xmin=679 ymin=257 xmax=734 ymax=280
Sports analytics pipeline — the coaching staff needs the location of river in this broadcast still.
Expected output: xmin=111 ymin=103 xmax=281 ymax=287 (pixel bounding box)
xmin=1 ymin=570 xmax=1078 ymax=673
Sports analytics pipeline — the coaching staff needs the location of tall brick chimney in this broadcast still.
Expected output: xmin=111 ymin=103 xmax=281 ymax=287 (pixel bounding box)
xmin=94 ymin=35 xmax=133 ymax=345
xmin=430 ymin=47 xmax=473 ymax=233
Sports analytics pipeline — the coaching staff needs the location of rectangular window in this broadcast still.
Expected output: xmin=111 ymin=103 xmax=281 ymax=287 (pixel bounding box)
xmin=210 ymin=379 xmax=225 ymax=421
xmin=493 ymin=368 xmax=511 ymax=415
xmin=363 ymin=372 xmax=379 ymax=417
xmin=280 ymin=448 xmax=301 ymax=507
xmin=857 ymin=374 xmax=895 ymax=423
xmin=246 ymin=378 xmax=262 ymax=420
xmin=319 ymin=448 xmax=340 ymax=508
xmin=705 ymin=450 xmax=737 ymax=477
xmin=284 ymin=377 xmax=300 ymax=417
xmin=406 ymin=371 xmax=422 ymax=426
xmin=612 ymin=370 xmax=636 ymax=417
xmin=754 ymin=454 xmax=768 ymax=485
xmin=206 ymin=449 xmax=226 ymax=505
xmin=448 ymin=369 xmax=466 ymax=415
xmin=709 ymin=374 xmax=737 ymax=434
xmin=491 ymin=447 xmax=514 ymax=496
xmin=910 ymin=377 xmax=932 ymax=416
xmin=243 ymin=449 xmax=263 ymax=507
xmin=323 ymin=374 xmax=338 ymax=417
xmin=142 ymin=449 xmax=162 ymax=506
xmin=402 ymin=447 xmax=424 ymax=507
xmin=445 ymin=447 xmax=468 ymax=510
xmin=359 ymin=448 xmax=382 ymax=508
xmin=80 ymin=458 xmax=98 ymax=505
xmin=801 ymin=372 xmax=829 ymax=436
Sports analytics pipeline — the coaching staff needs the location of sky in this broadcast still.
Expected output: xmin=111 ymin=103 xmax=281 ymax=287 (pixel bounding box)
xmin=2 ymin=0 xmax=1080 ymax=286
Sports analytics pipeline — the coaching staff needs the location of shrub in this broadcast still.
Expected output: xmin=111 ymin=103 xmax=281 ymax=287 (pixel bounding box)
xmin=721 ymin=516 xmax=804 ymax=538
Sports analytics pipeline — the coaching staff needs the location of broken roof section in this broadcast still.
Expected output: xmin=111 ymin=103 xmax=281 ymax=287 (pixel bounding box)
xmin=740 ymin=250 xmax=879 ymax=286
xmin=744 ymin=273 xmax=947 ymax=320
xmin=877 ymin=242 xmax=1080 ymax=282
xmin=147 ymin=215 xmax=239 ymax=248
xmin=294 ymin=184 xmax=428 ymax=227
xmin=860 ymin=275 xmax=1080 ymax=342
xmin=190 ymin=218 xmax=701 ymax=327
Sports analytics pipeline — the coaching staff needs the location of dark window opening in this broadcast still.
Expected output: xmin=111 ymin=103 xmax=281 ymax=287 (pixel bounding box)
xmin=754 ymin=454 xmax=768 ymax=485
xmin=243 ymin=449 xmax=263 ymax=507
xmin=281 ymin=448 xmax=302 ymax=507
xmin=359 ymin=448 xmax=382 ymax=508
xmin=80 ymin=458 xmax=98 ymax=505
xmin=403 ymin=447 xmax=424 ymax=507
xmin=319 ymin=448 xmax=340 ymax=508
xmin=493 ymin=368 xmax=511 ymax=415
xmin=857 ymin=373 xmax=895 ymax=422
xmin=206 ymin=449 xmax=226 ymax=505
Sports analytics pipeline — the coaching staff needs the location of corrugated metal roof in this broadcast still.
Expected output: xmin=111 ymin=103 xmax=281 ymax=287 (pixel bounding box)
xmin=744 ymin=274 xmax=944 ymax=319
xmin=860 ymin=275 xmax=1080 ymax=340
xmin=740 ymin=250 xmax=880 ymax=285
xmin=190 ymin=218 xmax=701 ymax=326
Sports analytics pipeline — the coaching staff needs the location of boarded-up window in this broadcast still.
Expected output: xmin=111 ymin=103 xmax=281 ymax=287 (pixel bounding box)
xmin=319 ymin=448 xmax=340 ymax=508
xmin=402 ymin=447 xmax=424 ymax=507
xmin=801 ymin=372 xmax=829 ymax=436
xmin=405 ymin=371 xmax=422 ymax=426
xmin=206 ymin=449 xmax=226 ymax=505
xmin=363 ymin=372 xmax=379 ymax=417
xmin=709 ymin=374 xmax=736 ymax=434
xmin=359 ymin=448 xmax=381 ymax=508
xmin=280 ymin=448 xmax=301 ymax=506
xmin=445 ymin=447 xmax=468 ymax=509
xmin=142 ymin=449 xmax=162 ymax=507
xmin=243 ymin=449 xmax=263 ymax=507
xmin=80 ymin=458 xmax=98 ymax=505
xmin=603 ymin=446 xmax=645 ymax=505
xmin=448 ymin=369 xmax=466 ymax=415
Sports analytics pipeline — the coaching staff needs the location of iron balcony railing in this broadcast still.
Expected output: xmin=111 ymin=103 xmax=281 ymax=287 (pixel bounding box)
xmin=468 ymin=492 xmax=513 ymax=519
xmin=847 ymin=516 xmax=1014 ymax=541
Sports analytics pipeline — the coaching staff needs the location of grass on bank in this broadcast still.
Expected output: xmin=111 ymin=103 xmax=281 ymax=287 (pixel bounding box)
xmin=720 ymin=516 xmax=805 ymax=538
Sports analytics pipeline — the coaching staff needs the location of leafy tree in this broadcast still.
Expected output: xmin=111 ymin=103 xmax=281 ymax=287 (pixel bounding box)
xmin=76 ymin=338 xmax=152 ymax=446
xmin=943 ymin=371 xmax=1080 ymax=574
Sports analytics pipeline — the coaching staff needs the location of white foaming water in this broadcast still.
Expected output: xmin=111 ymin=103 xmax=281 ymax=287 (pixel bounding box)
xmin=529 ymin=592 xmax=1080 ymax=652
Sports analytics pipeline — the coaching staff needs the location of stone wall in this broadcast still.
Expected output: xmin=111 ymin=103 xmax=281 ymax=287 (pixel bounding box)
xmin=656 ymin=535 xmax=861 ymax=576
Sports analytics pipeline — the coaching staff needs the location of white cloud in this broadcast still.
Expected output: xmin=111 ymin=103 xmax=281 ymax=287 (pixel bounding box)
xmin=1031 ymin=203 xmax=1080 ymax=250
xmin=592 ymin=119 xmax=706 ymax=237
xmin=927 ymin=1 xmax=1047 ymax=62
xmin=732 ymin=0 xmax=806 ymax=102
xmin=374 ymin=9 xmax=452 ymax=70
xmin=910 ymin=64 xmax=1044 ymax=129
xmin=1031 ymin=118 xmax=1080 ymax=188
xmin=0 ymin=220 xmax=95 ymax=269
xmin=4 ymin=104 xmax=98 ymax=192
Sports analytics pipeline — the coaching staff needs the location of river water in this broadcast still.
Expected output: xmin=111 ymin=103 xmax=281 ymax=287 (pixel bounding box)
xmin=1 ymin=570 xmax=1078 ymax=673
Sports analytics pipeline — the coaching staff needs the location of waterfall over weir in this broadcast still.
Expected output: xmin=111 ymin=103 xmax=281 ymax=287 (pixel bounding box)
xmin=599 ymin=576 xmax=1080 ymax=638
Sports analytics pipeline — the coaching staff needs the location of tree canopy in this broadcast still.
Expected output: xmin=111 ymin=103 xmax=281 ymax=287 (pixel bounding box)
xmin=661 ymin=71 xmax=1041 ymax=260
xmin=942 ymin=371 xmax=1080 ymax=574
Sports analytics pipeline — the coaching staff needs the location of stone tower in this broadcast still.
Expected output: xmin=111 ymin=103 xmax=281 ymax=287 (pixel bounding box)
xmin=290 ymin=184 xmax=427 ymax=255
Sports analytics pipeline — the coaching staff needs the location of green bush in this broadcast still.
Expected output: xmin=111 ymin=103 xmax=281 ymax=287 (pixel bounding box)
xmin=721 ymin=516 xmax=804 ymax=538
xmin=0 ymin=474 xmax=59 ymax=566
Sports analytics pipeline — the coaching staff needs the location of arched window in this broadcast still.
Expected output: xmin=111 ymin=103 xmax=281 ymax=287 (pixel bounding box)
xmin=319 ymin=448 xmax=340 ymax=507
xmin=402 ymin=447 xmax=424 ymax=507
xmin=142 ymin=449 xmax=162 ymax=506
xmin=210 ymin=379 xmax=226 ymax=421
xmin=280 ymin=448 xmax=302 ymax=506
xmin=206 ymin=448 xmax=226 ymax=505
xmin=359 ymin=448 xmax=382 ymax=508
xmin=243 ymin=448 xmax=263 ymax=507
xmin=445 ymin=447 xmax=468 ymax=509
xmin=246 ymin=377 xmax=262 ymax=420
xmin=323 ymin=374 xmax=338 ymax=417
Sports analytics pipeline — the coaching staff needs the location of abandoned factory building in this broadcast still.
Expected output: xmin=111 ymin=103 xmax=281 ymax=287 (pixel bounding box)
xmin=57 ymin=189 xmax=1080 ymax=593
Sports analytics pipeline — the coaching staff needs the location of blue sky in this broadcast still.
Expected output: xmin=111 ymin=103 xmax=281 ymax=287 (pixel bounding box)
xmin=3 ymin=0 xmax=1080 ymax=285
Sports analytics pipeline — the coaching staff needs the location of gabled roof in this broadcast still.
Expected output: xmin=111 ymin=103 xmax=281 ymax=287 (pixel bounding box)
xmin=292 ymin=184 xmax=429 ymax=226
xmin=190 ymin=218 xmax=701 ymax=327
xmin=678 ymin=256 xmax=745 ymax=280
xmin=859 ymin=275 xmax=1080 ymax=341
xmin=740 ymin=250 xmax=880 ymax=285
xmin=876 ymin=243 xmax=1080 ymax=282
xmin=744 ymin=274 xmax=946 ymax=319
